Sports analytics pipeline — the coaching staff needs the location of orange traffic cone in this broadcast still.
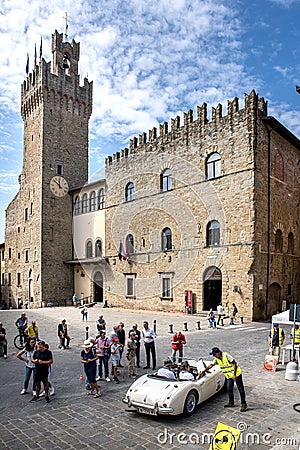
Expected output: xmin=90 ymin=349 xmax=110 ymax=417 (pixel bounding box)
xmin=79 ymin=374 xmax=83 ymax=381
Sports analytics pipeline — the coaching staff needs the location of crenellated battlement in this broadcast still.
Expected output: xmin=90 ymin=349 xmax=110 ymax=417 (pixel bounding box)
xmin=105 ymin=89 xmax=267 ymax=167
xmin=21 ymin=30 xmax=93 ymax=121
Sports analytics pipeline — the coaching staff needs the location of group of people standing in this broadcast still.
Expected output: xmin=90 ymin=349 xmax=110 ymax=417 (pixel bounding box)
xmin=80 ymin=318 xmax=158 ymax=397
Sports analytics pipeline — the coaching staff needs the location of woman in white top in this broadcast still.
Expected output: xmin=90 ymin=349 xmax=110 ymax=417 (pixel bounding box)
xmin=17 ymin=338 xmax=36 ymax=395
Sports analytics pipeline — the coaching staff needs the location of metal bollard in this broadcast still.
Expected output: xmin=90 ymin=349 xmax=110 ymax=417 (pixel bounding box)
xmin=240 ymin=316 xmax=244 ymax=324
xmin=169 ymin=324 xmax=173 ymax=333
xmin=196 ymin=321 xmax=201 ymax=330
xmin=183 ymin=322 xmax=188 ymax=332
xmin=153 ymin=320 xmax=157 ymax=334
xmin=85 ymin=326 xmax=89 ymax=340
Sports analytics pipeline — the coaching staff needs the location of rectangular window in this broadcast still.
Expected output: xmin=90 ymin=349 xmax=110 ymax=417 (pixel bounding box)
xmin=162 ymin=277 xmax=171 ymax=298
xmin=30 ymin=202 xmax=33 ymax=215
xmin=17 ymin=273 xmax=21 ymax=286
xmin=127 ymin=278 xmax=134 ymax=296
xmin=25 ymin=250 xmax=29 ymax=263
xmin=288 ymin=284 xmax=292 ymax=296
xmin=8 ymin=272 xmax=11 ymax=286
xmin=24 ymin=208 xmax=28 ymax=221
xmin=1 ymin=273 xmax=4 ymax=285
xmin=57 ymin=164 xmax=63 ymax=175
xmin=1 ymin=250 xmax=4 ymax=261
xmin=125 ymin=274 xmax=136 ymax=298
xmin=50 ymin=226 xmax=54 ymax=241
xmin=8 ymin=247 xmax=12 ymax=259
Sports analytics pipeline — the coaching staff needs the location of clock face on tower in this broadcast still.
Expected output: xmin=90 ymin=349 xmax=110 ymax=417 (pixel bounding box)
xmin=50 ymin=175 xmax=69 ymax=197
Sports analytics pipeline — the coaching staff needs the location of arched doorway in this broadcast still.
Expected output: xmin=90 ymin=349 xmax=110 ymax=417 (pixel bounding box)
xmin=203 ymin=266 xmax=222 ymax=310
xmin=268 ymin=282 xmax=281 ymax=318
xmin=94 ymin=271 xmax=103 ymax=303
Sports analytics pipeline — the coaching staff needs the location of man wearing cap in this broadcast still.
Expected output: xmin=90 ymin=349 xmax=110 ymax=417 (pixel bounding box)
xmin=197 ymin=347 xmax=247 ymax=412
xmin=157 ymin=358 xmax=176 ymax=379
xmin=268 ymin=323 xmax=285 ymax=359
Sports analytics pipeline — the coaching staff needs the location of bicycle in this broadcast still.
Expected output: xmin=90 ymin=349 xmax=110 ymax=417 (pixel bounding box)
xmin=14 ymin=330 xmax=28 ymax=350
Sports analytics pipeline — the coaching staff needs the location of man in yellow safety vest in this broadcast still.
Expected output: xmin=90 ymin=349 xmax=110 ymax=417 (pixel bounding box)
xmin=290 ymin=324 xmax=300 ymax=345
xmin=268 ymin=323 xmax=285 ymax=360
xmin=197 ymin=347 xmax=247 ymax=412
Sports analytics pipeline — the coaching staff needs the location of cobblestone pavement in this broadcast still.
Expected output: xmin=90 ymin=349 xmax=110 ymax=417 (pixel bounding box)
xmin=0 ymin=306 xmax=299 ymax=450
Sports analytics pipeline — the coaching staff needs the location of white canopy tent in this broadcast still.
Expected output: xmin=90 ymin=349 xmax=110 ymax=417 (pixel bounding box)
xmin=272 ymin=309 xmax=300 ymax=326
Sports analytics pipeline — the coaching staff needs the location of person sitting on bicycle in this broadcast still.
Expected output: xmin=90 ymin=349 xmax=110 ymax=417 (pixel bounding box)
xmin=25 ymin=321 xmax=39 ymax=341
xmin=15 ymin=312 xmax=28 ymax=343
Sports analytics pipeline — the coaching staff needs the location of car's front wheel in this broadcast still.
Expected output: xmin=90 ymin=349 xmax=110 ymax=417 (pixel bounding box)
xmin=183 ymin=390 xmax=198 ymax=416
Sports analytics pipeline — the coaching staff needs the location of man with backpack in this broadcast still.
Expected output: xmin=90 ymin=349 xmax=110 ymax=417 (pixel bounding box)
xmin=94 ymin=330 xmax=111 ymax=382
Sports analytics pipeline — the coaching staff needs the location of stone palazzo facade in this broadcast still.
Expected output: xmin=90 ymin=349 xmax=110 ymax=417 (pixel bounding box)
xmin=1 ymin=31 xmax=299 ymax=320
xmin=102 ymin=92 xmax=300 ymax=321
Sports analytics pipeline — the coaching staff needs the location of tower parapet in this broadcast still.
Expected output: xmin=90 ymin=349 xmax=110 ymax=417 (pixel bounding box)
xmin=21 ymin=30 xmax=93 ymax=121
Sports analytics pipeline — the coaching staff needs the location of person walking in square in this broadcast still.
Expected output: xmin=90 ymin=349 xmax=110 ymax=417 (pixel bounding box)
xmin=111 ymin=337 xmax=123 ymax=384
xmin=268 ymin=323 xmax=285 ymax=360
xmin=94 ymin=330 xmax=111 ymax=382
xmin=197 ymin=347 xmax=247 ymax=412
xmin=126 ymin=331 xmax=137 ymax=378
xmin=81 ymin=306 xmax=88 ymax=321
xmin=0 ymin=322 xmax=8 ymax=359
xmin=17 ymin=338 xmax=36 ymax=395
xmin=128 ymin=324 xmax=141 ymax=367
xmin=30 ymin=340 xmax=53 ymax=403
xmin=58 ymin=319 xmax=71 ymax=349
xmin=142 ymin=321 xmax=156 ymax=370
xmin=171 ymin=330 xmax=186 ymax=363
xmin=217 ymin=303 xmax=223 ymax=325
xmin=81 ymin=340 xmax=101 ymax=398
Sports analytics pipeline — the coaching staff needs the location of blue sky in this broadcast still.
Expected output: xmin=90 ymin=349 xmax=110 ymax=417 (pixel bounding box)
xmin=0 ymin=0 xmax=300 ymax=241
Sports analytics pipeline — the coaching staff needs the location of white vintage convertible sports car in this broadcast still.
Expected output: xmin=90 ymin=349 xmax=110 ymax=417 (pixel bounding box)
xmin=123 ymin=359 xmax=226 ymax=416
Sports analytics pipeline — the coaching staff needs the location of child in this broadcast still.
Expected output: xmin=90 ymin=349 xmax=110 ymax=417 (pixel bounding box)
xmin=111 ymin=337 xmax=123 ymax=384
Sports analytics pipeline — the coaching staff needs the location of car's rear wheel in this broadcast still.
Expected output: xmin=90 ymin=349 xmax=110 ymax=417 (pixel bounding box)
xmin=183 ymin=390 xmax=198 ymax=416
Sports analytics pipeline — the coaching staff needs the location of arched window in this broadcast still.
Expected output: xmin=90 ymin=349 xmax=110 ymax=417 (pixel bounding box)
xmin=287 ymin=232 xmax=294 ymax=254
xmin=95 ymin=239 xmax=102 ymax=257
xmin=125 ymin=182 xmax=135 ymax=202
xmin=275 ymin=229 xmax=283 ymax=253
xmin=82 ymin=193 xmax=88 ymax=213
xmin=162 ymin=227 xmax=172 ymax=251
xmin=86 ymin=240 xmax=93 ymax=258
xmin=74 ymin=195 xmax=80 ymax=215
xmin=125 ymin=234 xmax=134 ymax=254
xmin=207 ymin=220 xmax=220 ymax=246
xmin=98 ymin=189 xmax=105 ymax=210
xmin=161 ymin=168 xmax=172 ymax=192
xmin=90 ymin=191 xmax=96 ymax=211
xmin=206 ymin=153 xmax=221 ymax=179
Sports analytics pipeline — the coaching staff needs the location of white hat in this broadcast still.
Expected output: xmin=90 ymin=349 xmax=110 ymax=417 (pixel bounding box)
xmin=82 ymin=339 xmax=93 ymax=348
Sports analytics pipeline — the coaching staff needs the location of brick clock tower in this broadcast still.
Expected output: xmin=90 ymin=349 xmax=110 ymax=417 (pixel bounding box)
xmin=4 ymin=30 xmax=93 ymax=307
